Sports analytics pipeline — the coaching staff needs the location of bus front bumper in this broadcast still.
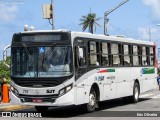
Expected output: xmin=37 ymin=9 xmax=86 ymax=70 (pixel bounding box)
xmin=9 ymin=90 xmax=75 ymax=106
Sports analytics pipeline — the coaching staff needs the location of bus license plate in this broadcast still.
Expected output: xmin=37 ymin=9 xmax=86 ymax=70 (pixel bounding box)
xmin=32 ymin=98 xmax=43 ymax=103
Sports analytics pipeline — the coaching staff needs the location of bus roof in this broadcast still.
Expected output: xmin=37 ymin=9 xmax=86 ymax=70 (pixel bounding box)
xmin=71 ymin=31 xmax=155 ymax=46
xmin=20 ymin=29 xmax=69 ymax=34
xmin=19 ymin=30 xmax=155 ymax=46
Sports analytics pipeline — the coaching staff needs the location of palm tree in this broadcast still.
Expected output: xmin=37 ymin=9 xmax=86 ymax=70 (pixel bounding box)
xmin=79 ymin=13 xmax=101 ymax=34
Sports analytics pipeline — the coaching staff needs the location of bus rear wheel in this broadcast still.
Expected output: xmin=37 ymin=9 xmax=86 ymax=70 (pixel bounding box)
xmin=123 ymin=82 xmax=140 ymax=103
xmin=35 ymin=106 xmax=48 ymax=113
xmin=132 ymin=82 xmax=140 ymax=103
xmin=85 ymin=89 xmax=97 ymax=112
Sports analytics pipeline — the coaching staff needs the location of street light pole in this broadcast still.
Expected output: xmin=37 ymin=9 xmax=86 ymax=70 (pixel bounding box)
xmin=104 ymin=0 xmax=129 ymax=35
xmin=149 ymin=24 xmax=160 ymax=41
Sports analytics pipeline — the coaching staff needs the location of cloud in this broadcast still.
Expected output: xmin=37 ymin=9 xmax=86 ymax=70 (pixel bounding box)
xmin=0 ymin=5 xmax=18 ymax=22
xmin=143 ymin=0 xmax=160 ymax=20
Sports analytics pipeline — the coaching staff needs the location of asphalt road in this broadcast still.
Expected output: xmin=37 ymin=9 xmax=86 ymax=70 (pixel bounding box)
xmin=1 ymin=87 xmax=160 ymax=120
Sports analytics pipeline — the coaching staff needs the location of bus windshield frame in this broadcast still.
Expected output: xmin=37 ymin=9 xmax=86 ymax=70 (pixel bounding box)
xmin=11 ymin=32 xmax=73 ymax=79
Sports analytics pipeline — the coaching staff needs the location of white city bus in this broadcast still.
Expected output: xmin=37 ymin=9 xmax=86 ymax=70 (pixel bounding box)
xmin=4 ymin=30 xmax=157 ymax=112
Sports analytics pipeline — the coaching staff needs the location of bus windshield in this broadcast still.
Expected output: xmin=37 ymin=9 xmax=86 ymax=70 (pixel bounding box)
xmin=11 ymin=46 xmax=72 ymax=78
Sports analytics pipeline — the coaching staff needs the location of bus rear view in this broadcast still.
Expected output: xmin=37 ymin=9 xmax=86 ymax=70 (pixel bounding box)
xmin=10 ymin=30 xmax=74 ymax=112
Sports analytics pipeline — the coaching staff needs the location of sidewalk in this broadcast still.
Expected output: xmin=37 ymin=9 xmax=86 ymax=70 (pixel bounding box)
xmin=0 ymin=102 xmax=12 ymax=109
xmin=0 ymin=102 xmax=33 ymax=111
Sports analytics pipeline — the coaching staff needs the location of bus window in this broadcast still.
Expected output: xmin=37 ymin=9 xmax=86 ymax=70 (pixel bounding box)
xmin=111 ymin=44 xmax=119 ymax=54
xmin=102 ymin=42 xmax=108 ymax=54
xmin=138 ymin=46 xmax=142 ymax=66
xmin=133 ymin=56 xmax=139 ymax=65
xmin=150 ymin=47 xmax=154 ymax=65
xmin=150 ymin=47 xmax=154 ymax=56
xmin=123 ymin=45 xmax=131 ymax=66
xmin=89 ymin=41 xmax=97 ymax=53
xmin=150 ymin=56 xmax=154 ymax=65
xmin=133 ymin=45 xmax=139 ymax=66
xmin=75 ymin=46 xmax=86 ymax=67
xmin=111 ymin=43 xmax=120 ymax=65
xmin=101 ymin=42 xmax=109 ymax=66
xmin=88 ymin=41 xmax=99 ymax=67
xmin=133 ymin=45 xmax=138 ymax=55
xmin=142 ymin=46 xmax=147 ymax=65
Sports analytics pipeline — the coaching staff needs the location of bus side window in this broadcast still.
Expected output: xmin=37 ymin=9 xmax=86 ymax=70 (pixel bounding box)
xmin=88 ymin=41 xmax=100 ymax=67
xmin=138 ymin=46 xmax=142 ymax=66
xmin=133 ymin=45 xmax=139 ymax=66
xmin=149 ymin=47 xmax=154 ymax=65
xmin=75 ymin=46 xmax=86 ymax=67
xmin=123 ymin=45 xmax=131 ymax=66
xmin=111 ymin=43 xmax=120 ymax=65
xmin=101 ymin=42 xmax=109 ymax=66
xmin=142 ymin=46 xmax=147 ymax=66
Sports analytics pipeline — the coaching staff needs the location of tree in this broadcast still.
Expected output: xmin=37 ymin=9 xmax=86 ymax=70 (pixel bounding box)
xmin=0 ymin=57 xmax=10 ymax=84
xmin=79 ymin=13 xmax=101 ymax=34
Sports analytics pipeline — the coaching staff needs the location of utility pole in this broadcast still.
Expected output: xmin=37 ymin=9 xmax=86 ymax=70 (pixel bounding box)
xmin=104 ymin=0 xmax=129 ymax=35
xmin=51 ymin=0 xmax=54 ymax=30
xmin=149 ymin=27 xmax=151 ymax=41
xmin=42 ymin=0 xmax=54 ymax=30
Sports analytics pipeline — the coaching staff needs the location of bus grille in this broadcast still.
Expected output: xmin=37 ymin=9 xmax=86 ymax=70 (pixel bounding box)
xmin=14 ymin=79 xmax=60 ymax=87
xmin=19 ymin=94 xmax=58 ymax=103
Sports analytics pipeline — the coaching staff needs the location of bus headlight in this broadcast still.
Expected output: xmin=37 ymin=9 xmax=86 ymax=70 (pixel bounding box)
xmin=10 ymin=86 xmax=19 ymax=97
xmin=59 ymin=84 xmax=72 ymax=96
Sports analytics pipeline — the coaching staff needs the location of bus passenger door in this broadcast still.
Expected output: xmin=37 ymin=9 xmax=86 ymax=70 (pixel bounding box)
xmin=75 ymin=46 xmax=87 ymax=79
xmin=75 ymin=46 xmax=88 ymax=105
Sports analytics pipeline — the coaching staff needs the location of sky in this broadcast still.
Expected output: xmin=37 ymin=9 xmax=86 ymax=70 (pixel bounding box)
xmin=0 ymin=0 xmax=160 ymax=60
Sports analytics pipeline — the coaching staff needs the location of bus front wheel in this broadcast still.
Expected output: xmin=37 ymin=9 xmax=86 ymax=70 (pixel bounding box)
xmin=84 ymin=89 xmax=97 ymax=112
xmin=35 ymin=106 xmax=48 ymax=113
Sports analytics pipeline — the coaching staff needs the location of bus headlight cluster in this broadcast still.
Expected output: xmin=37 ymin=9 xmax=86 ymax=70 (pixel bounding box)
xmin=10 ymin=86 xmax=19 ymax=97
xmin=59 ymin=84 xmax=72 ymax=96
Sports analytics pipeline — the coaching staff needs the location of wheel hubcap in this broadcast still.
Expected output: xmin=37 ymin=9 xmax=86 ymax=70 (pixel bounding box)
xmin=89 ymin=93 xmax=96 ymax=107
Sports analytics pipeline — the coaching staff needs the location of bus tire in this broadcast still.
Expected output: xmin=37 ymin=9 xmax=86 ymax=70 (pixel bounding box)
xmin=132 ymin=82 xmax=140 ymax=103
xmin=35 ymin=106 xmax=48 ymax=113
xmin=85 ymin=89 xmax=97 ymax=112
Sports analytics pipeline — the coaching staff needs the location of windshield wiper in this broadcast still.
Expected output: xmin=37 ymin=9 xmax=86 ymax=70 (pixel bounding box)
xmin=41 ymin=43 xmax=56 ymax=69
xmin=43 ymin=43 xmax=56 ymax=60
xmin=23 ymin=44 xmax=31 ymax=58
xmin=22 ymin=44 xmax=36 ymax=77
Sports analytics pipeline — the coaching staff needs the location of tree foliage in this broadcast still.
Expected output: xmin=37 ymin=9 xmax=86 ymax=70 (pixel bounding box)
xmin=0 ymin=57 xmax=10 ymax=84
xmin=79 ymin=13 xmax=101 ymax=34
